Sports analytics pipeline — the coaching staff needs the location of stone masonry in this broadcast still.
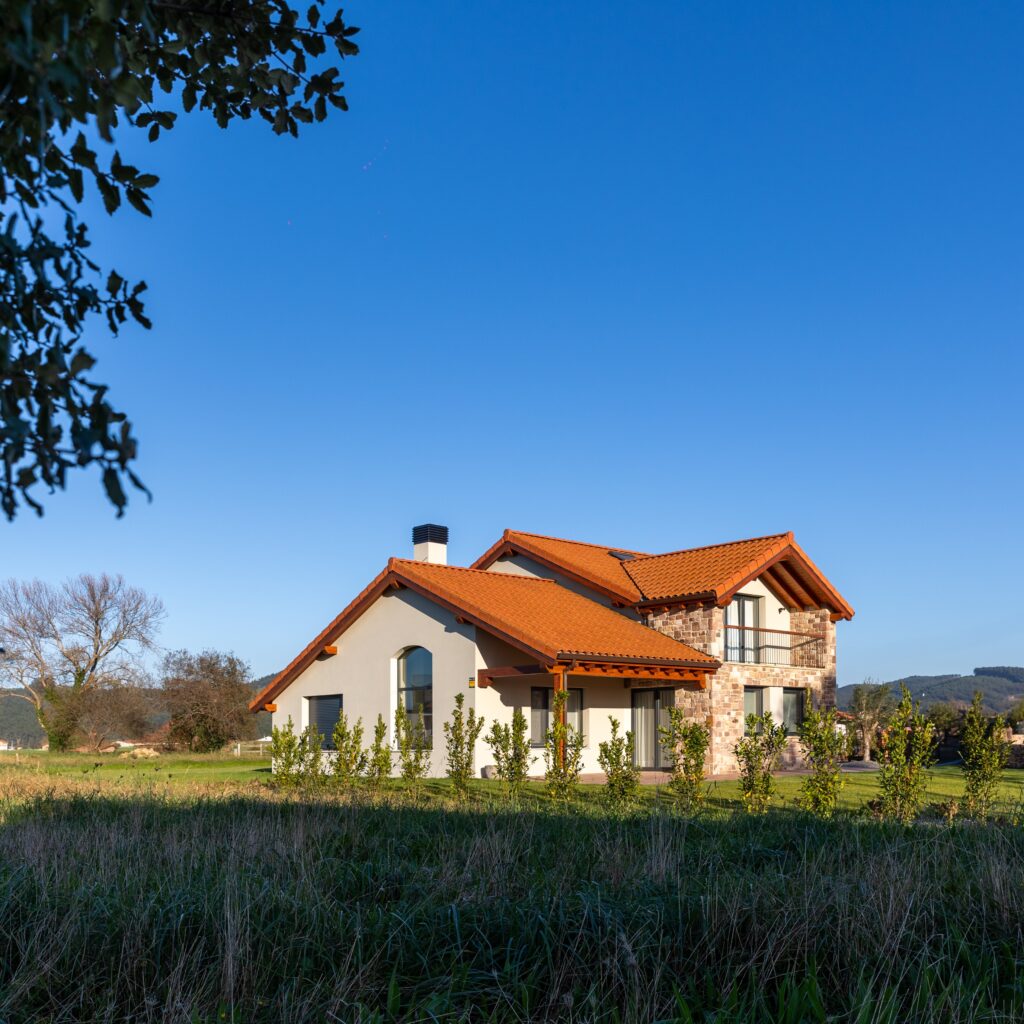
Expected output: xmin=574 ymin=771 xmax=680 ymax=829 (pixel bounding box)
xmin=647 ymin=603 xmax=837 ymax=774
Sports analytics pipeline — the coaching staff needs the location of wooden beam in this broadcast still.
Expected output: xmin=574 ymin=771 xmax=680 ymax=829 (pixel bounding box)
xmin=568 ymin=662 xmax=708 ymax=685
xmin=771 ymin=562 xmax=816 ymax=609
xmin=476 ymin=664 xmax=547 ymax=687
xmin=263 ymin=703 xmax=277 ymax=713
xmin=761 ymin=566 xmax=803 ymax=611
xmin=321 ymin=645 xmax=338 ymax=656
xmin=552 ymin=665 xmax=567 ymax=766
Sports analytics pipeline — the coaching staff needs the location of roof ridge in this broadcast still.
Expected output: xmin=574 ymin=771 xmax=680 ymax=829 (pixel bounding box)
xmin=390 ymin=557 xmax=556 ymax=582
xmin=630 ymin=531 xmax=793 ymax=565
xmin=506 ymin=529 xmax=649 ymax=556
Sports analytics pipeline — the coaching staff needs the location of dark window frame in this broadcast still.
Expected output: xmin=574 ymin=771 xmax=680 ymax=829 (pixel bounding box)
xmin=397 ymin=646 xmax=433 ymax=748
xmin=530 ymin=687 xmax=584 ymax=747
xmin=782 ymin=687 xmax=805 ymax=736
xmin=743 ymin=685 xmax=764 ymax=734
xmin=630 ymin=687 xmax=677 ymax=770
xmin=726 ymin=594 xmax=762 ymax=663
xmin=306 ymin=694 xmax=343 ymax=750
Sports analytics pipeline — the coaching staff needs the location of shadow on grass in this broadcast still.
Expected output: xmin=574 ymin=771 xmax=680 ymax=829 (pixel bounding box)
xmin=1 ymin=782 xmax=1023 ymax=1023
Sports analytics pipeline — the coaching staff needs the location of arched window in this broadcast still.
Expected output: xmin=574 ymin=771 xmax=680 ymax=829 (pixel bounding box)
xmin=397 ymin=646 xmax=433 ymax=744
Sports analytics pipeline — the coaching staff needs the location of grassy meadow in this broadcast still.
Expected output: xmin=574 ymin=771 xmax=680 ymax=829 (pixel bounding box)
xmin=1 ymin=755 xmax=1024 ymax=1023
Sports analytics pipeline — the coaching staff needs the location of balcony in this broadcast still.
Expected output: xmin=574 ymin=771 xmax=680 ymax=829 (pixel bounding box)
xmin=724 ymin=625 xmax=827 ymax=669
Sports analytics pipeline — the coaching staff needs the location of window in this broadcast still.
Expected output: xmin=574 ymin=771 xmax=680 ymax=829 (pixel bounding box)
xmin=631 ymin=689 xmax=676 ymax=769
xmin=782 ymin=687 xmax=805 ymax=735
xmin=307 ymin=694 xmax=342 ymax=750
xmin=725 ymin=594 xmax=761 ymax=663
xmin=530 ymin=687 xmax=583 ymax=747
xmin=743 ymin=686 xmax=763 ymax=734
xmin=397 ymin=647 xmax=433 ymax=746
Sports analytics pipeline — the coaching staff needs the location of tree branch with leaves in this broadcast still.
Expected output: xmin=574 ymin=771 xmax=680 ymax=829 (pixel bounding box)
xmin=0 ymin=0 xmax=359 ymax=517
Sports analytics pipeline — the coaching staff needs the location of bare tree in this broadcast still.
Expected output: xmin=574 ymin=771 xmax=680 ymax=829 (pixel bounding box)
xmin=0 ymin=574 xmax=164 ymax=749
xmin=848 ymin=680 xmax=896 ymax=763
xmin=77 ymin=683 xmax=154 ymax=753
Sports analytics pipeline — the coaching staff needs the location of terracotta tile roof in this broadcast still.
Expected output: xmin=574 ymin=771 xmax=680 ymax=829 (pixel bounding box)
xmin=393 ymin=560 xmax=715 ymax=665
xmin=470 ymin=529 xmax=648 ymax=602
xmin=474 ymin=529 xmax=854 ymax=619
xmin=623 ymin=533 xmax=793 ymax=602
xmin=249 ymin=558 xmax=716 ymax=710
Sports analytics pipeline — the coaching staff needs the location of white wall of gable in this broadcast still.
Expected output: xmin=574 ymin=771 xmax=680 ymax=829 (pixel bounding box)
xmin=271 ymin=588 xmax=478 ymax=776
xmin=731 ymin=575 xmax=791 ymax=633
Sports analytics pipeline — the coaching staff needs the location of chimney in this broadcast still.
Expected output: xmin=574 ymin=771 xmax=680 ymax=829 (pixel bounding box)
xmin=412 ymin=523 xmax=448 ymax=565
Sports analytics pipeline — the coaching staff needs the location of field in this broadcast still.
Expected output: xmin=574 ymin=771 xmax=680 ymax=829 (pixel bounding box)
xmin=3 ymin=749 xmax=1023 ymax=811
xmin=2 ymin=756 xmax=1024 ymax=1023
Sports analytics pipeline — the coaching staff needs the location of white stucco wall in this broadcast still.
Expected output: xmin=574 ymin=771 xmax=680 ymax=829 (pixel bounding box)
xmin=473 ymin=668 xmax=648 ymax=776
xmin=729 ymin=575 xmax=791 ymax=635
xmin=272 ymin=586 xmax=669 ymax=778
xmin=271 ymin=587 xmax=478 ymax=777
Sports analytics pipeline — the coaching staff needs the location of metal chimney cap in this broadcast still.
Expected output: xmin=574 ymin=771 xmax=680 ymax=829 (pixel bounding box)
xmin=412 ymin=524 xmax=449 ymax=545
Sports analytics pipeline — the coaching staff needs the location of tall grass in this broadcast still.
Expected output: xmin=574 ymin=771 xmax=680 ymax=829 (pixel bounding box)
xmin=1 ymin=774 xmax=1023 ymax=1022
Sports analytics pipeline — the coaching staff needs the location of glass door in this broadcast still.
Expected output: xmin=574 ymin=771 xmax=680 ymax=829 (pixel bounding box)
xmin=725 ymin=595 xmax=760 ymax=663
xmin=631 ymin=689 xmax=675 ymax=769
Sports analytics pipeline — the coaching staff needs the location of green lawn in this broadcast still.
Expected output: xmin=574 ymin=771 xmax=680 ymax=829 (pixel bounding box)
xmin=3 ymin=751 xmax=1022 ymax=814
xmin=0 ymin=749 xmax=272 ymax=785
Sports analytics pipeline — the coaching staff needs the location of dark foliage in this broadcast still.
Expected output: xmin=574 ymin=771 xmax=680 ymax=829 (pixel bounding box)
xmin=838 ymin=667 xmax=1024 ymax=715
xmin=0 ymin=0 xmax=358 ymax=517
xmin=974 ymin=666 xmax=1024 ymax=686
xmin=162 ymin=649 xmax=257 ymax=751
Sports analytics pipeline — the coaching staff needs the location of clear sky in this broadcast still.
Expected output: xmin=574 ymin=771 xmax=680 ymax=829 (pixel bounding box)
xmin=7 ymin=1 xmax=1023 ymax=684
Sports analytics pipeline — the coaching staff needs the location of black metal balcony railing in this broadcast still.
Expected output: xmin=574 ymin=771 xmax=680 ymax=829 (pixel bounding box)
xmin=724 ymin=625 xmax=827 ymax=669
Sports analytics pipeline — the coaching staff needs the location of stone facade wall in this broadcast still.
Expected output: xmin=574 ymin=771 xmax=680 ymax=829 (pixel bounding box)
xmin=674 ymin=681 xmax=711 ymax=723
xmin=644 ymin=603 xmax=838 ymax=775
xmin=646 ymin=604 xmax=722 ymax=658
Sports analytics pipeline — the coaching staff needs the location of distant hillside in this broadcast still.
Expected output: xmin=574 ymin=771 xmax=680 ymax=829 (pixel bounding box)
xmin=0 ymin=692 xmax=45 ymax=747
xmin=0 ymin=675 xmax=278 ymax=748
xmin=837 ymin=667 xmax=1024 ymax=714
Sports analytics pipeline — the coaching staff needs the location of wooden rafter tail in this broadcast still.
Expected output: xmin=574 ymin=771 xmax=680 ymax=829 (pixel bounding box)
xmin=771 ymin=561 xmax=817 ymax=609
xmin=760 ymin=565 xmax=804 ymax=611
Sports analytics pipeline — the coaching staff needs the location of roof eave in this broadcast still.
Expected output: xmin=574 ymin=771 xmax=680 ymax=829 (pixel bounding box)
xmin=557 ymin=651 xmax=720 ymax=671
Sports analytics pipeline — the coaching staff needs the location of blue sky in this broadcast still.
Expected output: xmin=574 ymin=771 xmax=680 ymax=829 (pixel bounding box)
xmin=7 ymin=1 xmax=1023 ymax=684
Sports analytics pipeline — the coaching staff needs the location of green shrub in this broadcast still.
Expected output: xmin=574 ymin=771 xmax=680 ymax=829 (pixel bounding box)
xmin=597 ymin=716 xmax=640 ymax=812
xmin=659 ymin=708 xmax=709 ymax=813
xmin=298 ymin=724 xmax=327 ymax=788
xmin=797 ymin=701 xmax=849 ymax=819
xmin=485 ymin=707 xmax=534 ymax=804
xmin=270 ymin=715 xmax=301 ymax=787
xmin=443 ymin=693 xmax=485 ymax=801
xmin=877 ymin=685 xmax=936 ymax=823
xmin=330 ymin=711 xmax=366 ymax=789
xmin=734 ymin=712 xmax=786 ymax=814
xmin=961 ymin=692 xmax=1009 ymax=821
xmin=394 ymin=704 xmax=431 ymax=786
xmin=543 ymin=689 xmax=584 ymax=803
xmin=365 ymin=714 xmax=392 ymax=786
xmin=269 ymin=717 xmax=327 ymax=788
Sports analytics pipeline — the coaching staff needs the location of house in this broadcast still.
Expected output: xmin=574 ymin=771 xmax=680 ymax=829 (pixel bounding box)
xmin=251 ymin=525 xmax=853 ymax=775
